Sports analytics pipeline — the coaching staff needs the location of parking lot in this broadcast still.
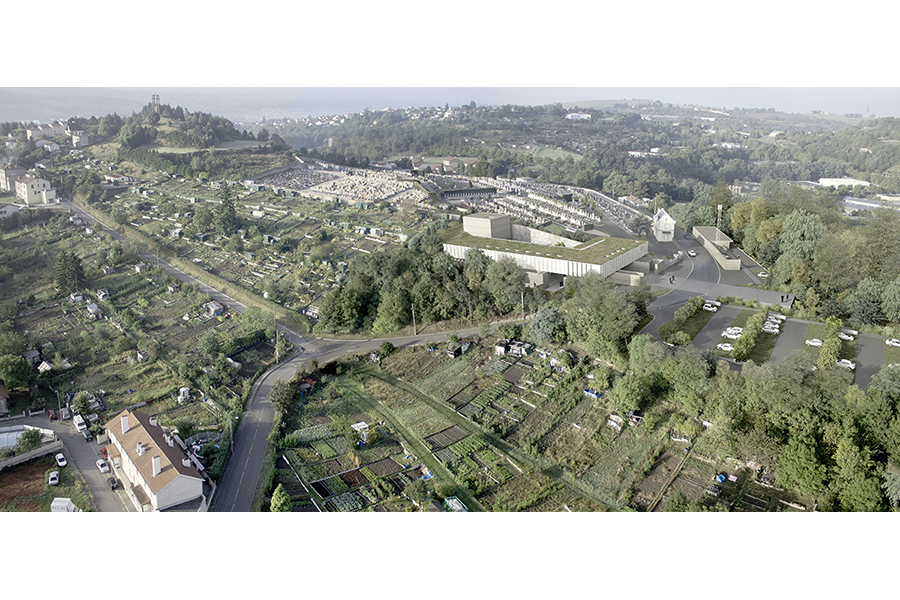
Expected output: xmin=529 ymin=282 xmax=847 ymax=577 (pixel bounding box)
xmin=692 ymin=309 xmax=887 ymax=388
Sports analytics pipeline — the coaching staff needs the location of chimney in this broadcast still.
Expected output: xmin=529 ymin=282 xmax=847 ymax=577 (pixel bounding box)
xmin=182 ymin=458 xmax=192 ymax=468
xmin=152 ymin=455 xmax=161 ymax=477
xmin=149 ymin=417 xmax=158 ymax=427
xmin=121 ymin=414 xmax=129 ymax=435
xmin=136 ymin=442 xmax=144 ymax=455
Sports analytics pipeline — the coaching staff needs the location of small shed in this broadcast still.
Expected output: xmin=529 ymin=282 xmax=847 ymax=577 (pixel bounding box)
xmin=50 ymin=497 xmax=81 ymax=512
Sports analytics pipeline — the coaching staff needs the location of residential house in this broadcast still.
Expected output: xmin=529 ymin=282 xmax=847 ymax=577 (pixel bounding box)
xmin=34 ymin=139 xmax=60 ymax=153
xmin=68 ymin=292 xmax=83 ymax=303
xmin=0 ymin=163 xmax=27 ymax=191
xmin=494 ymin=339 xmax=509 ymax=356
xmin=15 ymin=174 xmax=56 ymax=205
xmin=0 ymin=204 xmax=21 ymax=219
xmin=104 ymin=410 xmax=205 ymax=512
xmin=26 ymin=121 xmax=65 ymax=141
xmin=652 ymin=208 xmax=676 ymax=243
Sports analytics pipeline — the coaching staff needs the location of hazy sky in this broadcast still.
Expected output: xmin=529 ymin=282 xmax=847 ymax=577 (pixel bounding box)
xmin=4 ymin=87 xmax=900 ymax=124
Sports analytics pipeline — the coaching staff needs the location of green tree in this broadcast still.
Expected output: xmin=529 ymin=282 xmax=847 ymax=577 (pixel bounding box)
xmin=0 ymin=354 xmax=30 ymax=388
xmin=268 ymin=379 xmax=294 ymax=415
xmin=528 ymin=305 xmax=564 ymax=346
xmin=270 ymin=482 xmax=291 ymax=512
xmin=844 ymin=277 xmax=884 ymax=326
xmin=72 ymin=391 xmax=90 ymax=416
xmin=214 ymin=197 xmax=238 ymax=237
xmin=882 ymin=277 xmax=900 ymax=323
xmin=192 ymin=204 xmax=214 ymax=231
xmin=484 ymin=256 xmax=527 ymax=313
xmin=16 ymin=428 xmax=41 ymax=452
xmin=54 ymin=251 xmax=85 ymax=294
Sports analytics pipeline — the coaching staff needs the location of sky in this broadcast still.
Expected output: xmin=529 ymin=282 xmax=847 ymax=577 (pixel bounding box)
xmin=5 ymin=86 xmax=900 ymax=125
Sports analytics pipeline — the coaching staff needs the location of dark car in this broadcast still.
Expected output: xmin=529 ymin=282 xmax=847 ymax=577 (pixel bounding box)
xmin=107 ymin=477 xmax=118 ymax=490
xmin=47 ymin=409 xmax=58 ymax=420
xmin=83 ymin=429 xmax=93 ymax=442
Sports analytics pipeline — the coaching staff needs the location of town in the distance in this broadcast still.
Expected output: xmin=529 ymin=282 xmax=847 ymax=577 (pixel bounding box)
xmin=3 ymin=92 xmax=900 ymax=513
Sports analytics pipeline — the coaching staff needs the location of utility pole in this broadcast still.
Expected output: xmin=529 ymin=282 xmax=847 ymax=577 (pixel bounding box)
xmin=521 ymin=291 xmax=525 ymax=323
xmin=411 ymin=303 xmax=417 ymax=336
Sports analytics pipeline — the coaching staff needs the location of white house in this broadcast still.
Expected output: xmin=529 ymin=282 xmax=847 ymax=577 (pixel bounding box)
xmin=104 ymin=410 xmax=205 ymax=512
xmin=0 ymin=204 xmax=21 ymax=219
xmin=15 ymin=174 xmax=56 ymax=205
xmin=652 ymin=208 xmax=676 ymax=243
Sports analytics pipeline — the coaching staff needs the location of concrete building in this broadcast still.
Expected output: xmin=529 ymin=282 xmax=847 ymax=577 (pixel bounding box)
xmin=652 ymin=208 xmax=676 ymax=242
xmin=463 ymin=213 xmax=511 ymax=239
xmin=103 ymin=410 xmax=205 ymax=512
xmin=443 ymin=215 xmax=648 ymax=283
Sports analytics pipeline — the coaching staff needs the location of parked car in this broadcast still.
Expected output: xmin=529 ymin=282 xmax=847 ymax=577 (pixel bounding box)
xmin=758 ymin=271 xmax=769 ymax=279
xmin=96 ymin=459 xmax=109 ymax=473
xmin=48 ymin=471 xmax=59 ymax=486
xmin=83 ymin=429 xmax=93 ymax=442
xmin=838 ymin=332 xmax=855 ymax=341
xmin=99 ymin=446 xmax=108 ymax=459
xmin=54 ymin=453 xmax=67 ymax=468
xmin=805 ymin=339 xmax=823 ymax=347
xmin=107 ymin=477 xmax=118 ymax=490
xmin=762 ymin=326 xmax=780 ymax=334
xmin=60 ymin=407 xmax=71 ymax=420
xmin=886 ymin=338 xmax=900 ymax=347
xmin=702 ymin=303 xmax=717 ymax=312
xmin=722 ymin=331 xmax=742 ymax=340
xmin=836 ymin=359 xmax=856 ymax=370
xmin=725 ymin=327 xmax=743 ymax=333
xmin=716 ymin=343 xmax=734 ymax=352
xmin=47 ymin=408 xmax=57 ymax=420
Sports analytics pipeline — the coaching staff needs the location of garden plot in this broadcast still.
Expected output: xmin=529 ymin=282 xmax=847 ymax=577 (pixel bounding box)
xmin=578 ymin=427 xmax=669 ymax=507
xmin=630 ymin=451 xmax=685 ymax=511
xmin=424 ymin=425 xmax=468 ymax=450
xmin=416 ymin=355 xmax=476 ymax=402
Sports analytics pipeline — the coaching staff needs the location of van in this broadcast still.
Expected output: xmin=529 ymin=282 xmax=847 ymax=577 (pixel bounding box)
xmin=73 ymin=414 xmax=87 ymax=432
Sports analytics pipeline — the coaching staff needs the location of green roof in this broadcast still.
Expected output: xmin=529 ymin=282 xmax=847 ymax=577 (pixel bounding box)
xmin=439 ymin=224 xmax=644 ymax=266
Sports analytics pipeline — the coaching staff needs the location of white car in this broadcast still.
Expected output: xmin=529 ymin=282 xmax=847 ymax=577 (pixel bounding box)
xmin=702 ymin=303 xmax=717 ymax=312
xmin=725 ymin=327 xmax=743 ymax=333
xmin=758 ymin=271 xmax=769 ymax=279
xmin=836 ymin=359 xmax=856 ymax=370
xmin=722 ymin=331 xmax=742 ymax=340
xmin=96 ymin=459 xmax=109 ymax=473
xmin=762 ymin=326 xmax=780 ymax=334
xmin=55 ymin=453 xmax=67 ymax=468
xmin=838 ymin=332 xmax=855 ymax=341
xmin=805 ymin=339 xmax=823 ymax=347
xmin=48 ymin=471 xmax=59 ymax=486
xmin=886 ymin=338 xmax=900 ymax=348
xmin=716 ymin=343 xmax=734 ymax=352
